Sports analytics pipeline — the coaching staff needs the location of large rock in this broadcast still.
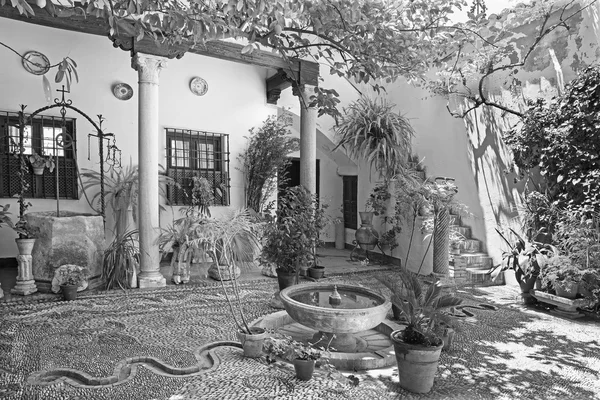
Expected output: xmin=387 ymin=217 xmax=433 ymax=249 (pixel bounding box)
xmin=26 ymin=212 xmax=105 ymax=292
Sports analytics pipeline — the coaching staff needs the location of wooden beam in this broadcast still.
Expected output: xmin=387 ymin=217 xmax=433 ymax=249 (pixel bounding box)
xmin=0 ymin=3 xmax=318 ymax=79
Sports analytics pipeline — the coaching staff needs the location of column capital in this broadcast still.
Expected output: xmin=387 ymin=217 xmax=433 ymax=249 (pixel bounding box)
xmin=292 ymin=83 xmax=317 ymax=98
xmin=132 ymin=53 xmax=168 ymax=85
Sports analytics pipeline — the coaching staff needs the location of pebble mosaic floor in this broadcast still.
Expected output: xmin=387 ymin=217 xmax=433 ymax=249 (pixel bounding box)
xmin=0 ymin=273 xmax=599 ymax=399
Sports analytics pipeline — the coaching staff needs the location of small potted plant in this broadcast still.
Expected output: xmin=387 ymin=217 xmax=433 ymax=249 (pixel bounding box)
xmin=263 ymin=334 xmax=323 ymax=381
xmin=541 ymin=255 xmax=582 ymax=299
xmin=56 ymin=266 xmax=89 ymax=301
xmin=13 ymin=218 xmax=40 ymax=256
xmin=28 ymin=151 xmax=55 ymax=175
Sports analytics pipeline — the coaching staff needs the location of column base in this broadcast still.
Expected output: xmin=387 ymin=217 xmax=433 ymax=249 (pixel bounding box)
xmin=138 ymin=274 xmax=166 ymax=288
xmin=11 ymin=280 xmax=38 ymax=296
xmin=0 ymin=287 xmax=4 ymax=299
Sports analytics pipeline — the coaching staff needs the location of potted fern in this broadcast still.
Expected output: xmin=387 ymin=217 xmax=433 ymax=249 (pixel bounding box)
xmin=380 ymin=270 xmax=462 ymax=393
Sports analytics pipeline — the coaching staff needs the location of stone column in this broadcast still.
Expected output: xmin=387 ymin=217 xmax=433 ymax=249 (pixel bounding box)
xmin=11 ymin=255 xmax=38 ymax=295
xmin=132 ymin=53 xmax=167 ymax=288
xmin=294 ymin=84 xmax=318 ymax=194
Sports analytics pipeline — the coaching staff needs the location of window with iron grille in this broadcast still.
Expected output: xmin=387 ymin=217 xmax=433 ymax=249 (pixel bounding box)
xmin=0 ymin=111 xmax=78 ymax=199
xmin=165 ymin=128 xmax=230 ymax=206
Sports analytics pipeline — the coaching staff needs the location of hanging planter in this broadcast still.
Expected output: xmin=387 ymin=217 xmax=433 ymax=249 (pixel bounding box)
xmin=32 ymin=166 xmax=45 ymax=175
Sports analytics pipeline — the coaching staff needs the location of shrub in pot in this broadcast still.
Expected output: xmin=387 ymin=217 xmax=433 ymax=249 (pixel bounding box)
xmin=381 ymin=270 xmax=462 ymax=393
xmin=261 ymin=186 xmax=329 ymax=289
xmin=55 ymin=266 xmax=89 ymax=301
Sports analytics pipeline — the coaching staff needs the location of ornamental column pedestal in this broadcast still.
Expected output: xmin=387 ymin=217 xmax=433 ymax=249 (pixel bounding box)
xmin=293 ymin=84 xmax=318 ymax=195
xmin=132 ymin=53 xmax=167 ymax=288
xmin=11 ymin=254 xmax=38 ymax=295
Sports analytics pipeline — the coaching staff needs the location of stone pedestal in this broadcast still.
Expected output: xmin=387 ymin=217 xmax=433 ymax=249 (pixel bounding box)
xmin=0 ymin=287 xmax=3 ymax=299
xmin=11 ymin=254 xmax=37 ymax=295
xmin=531 ymin=290 xmax=593 ymax=319
xmin=26 ymin=212 xmax=105 ymax=292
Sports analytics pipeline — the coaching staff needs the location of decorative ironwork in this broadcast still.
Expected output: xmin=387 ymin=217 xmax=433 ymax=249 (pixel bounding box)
xmin=14 ymin=86 xmax=119 ymax=226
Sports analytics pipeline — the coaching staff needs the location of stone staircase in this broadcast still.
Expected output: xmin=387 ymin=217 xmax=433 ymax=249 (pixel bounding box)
xmin=448 ymin=213 xmax=496 ymax=285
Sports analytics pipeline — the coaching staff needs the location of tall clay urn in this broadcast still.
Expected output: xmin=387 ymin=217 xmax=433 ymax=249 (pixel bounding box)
xmin=355 ymin=212 xmax=379 ymax=250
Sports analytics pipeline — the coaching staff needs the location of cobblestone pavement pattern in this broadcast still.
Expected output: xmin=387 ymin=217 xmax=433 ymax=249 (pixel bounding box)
xmin=0 ymin=273 xmax=599 ymax=399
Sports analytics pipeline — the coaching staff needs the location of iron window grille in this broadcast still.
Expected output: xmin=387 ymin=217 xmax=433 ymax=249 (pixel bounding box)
xmin=343 ymin=175 xmax=358 ymax=230
xmin=165 ymin=128 xmax=230 ymax=206
xmin=0 ymin=111 xmax=78 ymax=199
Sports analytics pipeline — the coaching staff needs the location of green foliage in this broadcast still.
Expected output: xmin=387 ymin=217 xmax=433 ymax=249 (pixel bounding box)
xmin=519 ymin=191 xmax=559 ymax=242
xmin=261 ymin=186 xmax=329 ymax=273
xmin=237 ymin=114 xmax=299 ymax=213
xmin=103 ymin=229 xmax=139 ymax=290
xmin=333 ymin=97 xmax=414 ymax=179
xmin=0 ymin=204 xmax=13 ymax=229
xmin=378 ymin=270 xmax=462 ymax=347
xmin=13 ymin=219 xmax=39 ymax=239
xmin=57 ymin=266 xmax=89 ymax=287
xmin=504 ymin=65 xmax=600 ymax=210
xmin=7 ymin=0 xmax=470 ymax=118
xmin=263 ymin=334 xmax=322 ymax=362
xmin=553 ymin=207 xmax=600 ymax=268
xmin=540 ymin=255 xmax=582 ymax=289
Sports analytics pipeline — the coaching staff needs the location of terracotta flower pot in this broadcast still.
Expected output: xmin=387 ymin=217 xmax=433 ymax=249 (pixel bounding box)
xmin=33 ymin=166 xmax=45 ymax=175
xmin=276 ymin=269 xmax=296 ymax=291
xmin=293 ymin=358 xmax=315 ymax=381
xmin=308 ymin=266 xmax=325 ymax=279
xmin=555 ymin=281 xmax=578 ymax=299
xmin=390 ymin=330 xmax=443 ymax=394
xmin=60 ymin=284 xmax=78 ymax=301
xmin=356 ymin=212 xmax=379 ymax=251
xmin=237 ymin=327 xmax=268 ymax=358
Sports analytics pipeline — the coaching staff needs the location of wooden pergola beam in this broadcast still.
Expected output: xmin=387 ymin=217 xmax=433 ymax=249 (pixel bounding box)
xmin=0 ymin=3 xmax=319 ymax=83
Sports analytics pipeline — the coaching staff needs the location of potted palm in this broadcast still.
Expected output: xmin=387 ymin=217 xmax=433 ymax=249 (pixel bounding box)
xmin=28 ymin=151 xmax=55 ymax=175
xmin=186 ymin=209 xmax=266 ymax=358
xmin=263 ymin=334 xmax=324 ymax=381
xmin=382 ymin=270 xmax=462 ymax=393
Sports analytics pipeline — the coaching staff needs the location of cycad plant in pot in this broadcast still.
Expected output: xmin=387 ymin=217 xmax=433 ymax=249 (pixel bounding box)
xmin=380 ymin=270 xmax=462 ymax=393
xmin=186 ymin=209 xmax=266 ymax=358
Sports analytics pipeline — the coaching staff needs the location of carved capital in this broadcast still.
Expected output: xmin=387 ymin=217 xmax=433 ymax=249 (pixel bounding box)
xmin=293 ymin=84 xmax=317 ymax=109
xmin=132 ymin=53 xmax=168 ymax=85
xmin=266 ymin=88 xmax=282 ymax=105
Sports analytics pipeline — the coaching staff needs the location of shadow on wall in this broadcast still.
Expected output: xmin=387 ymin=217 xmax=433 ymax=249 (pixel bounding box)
xmin=463 ymin=103 xmax=526 ymax=260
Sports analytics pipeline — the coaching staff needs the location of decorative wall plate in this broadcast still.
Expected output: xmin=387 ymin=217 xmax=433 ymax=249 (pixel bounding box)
xmin=113 ymin=83 xmax=134 ymax=100
xmin=189 ymin=77 xmax=208 ymax=96
xmin=22 ymin=51 xmax=50 ymax=75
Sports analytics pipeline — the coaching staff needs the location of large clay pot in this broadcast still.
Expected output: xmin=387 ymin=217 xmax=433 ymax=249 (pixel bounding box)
xmin=518 ymin=274 xmax=538 ymax=305
xmin=356 ymin=212 xmax=379 ymax=251
xmin=15 ymin=238 xmax=36 ymax=255
xmin=276 ymin=269 xmax=296 ymax=291
xmin=555 ymin=281 xmax=578 ymax=299
xmin=391 ymin=330 xmax=443 ymax=393
xmin=237 ymin=327 xmax=268 ymax=358
xmin=293 ymin=358 xmax=315 ymax=381
xmin=308 ymin=266 xmax=325 ymax=279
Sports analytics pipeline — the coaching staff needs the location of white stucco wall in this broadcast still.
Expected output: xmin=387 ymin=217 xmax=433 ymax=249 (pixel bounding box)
xmin=0 ymin=18 xmax=278 ymax=256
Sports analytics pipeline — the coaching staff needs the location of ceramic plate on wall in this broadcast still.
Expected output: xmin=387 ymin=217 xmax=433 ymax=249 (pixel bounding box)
xmin=22 ymin=51 xmax=50 ymax=75
xmin=113 ymin=83 xmax=134 ymax=100
xmin=190 ymin=77 xmax=208 ymax=96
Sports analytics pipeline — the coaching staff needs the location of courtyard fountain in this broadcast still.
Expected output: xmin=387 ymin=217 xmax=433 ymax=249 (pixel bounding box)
xmin=256 ymin=282 xmax=403 ymax=370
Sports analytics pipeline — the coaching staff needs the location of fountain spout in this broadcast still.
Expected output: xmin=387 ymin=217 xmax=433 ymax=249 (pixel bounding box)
xmin=329 ymin=285 xmax=342 ymax=307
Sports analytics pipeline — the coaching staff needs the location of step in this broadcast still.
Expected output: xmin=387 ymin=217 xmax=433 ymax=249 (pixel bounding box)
xmin=459 ymin=239 xmax=481 ymax=253
xmin=453 ymin=253 xmax=493 ymax=269
xmin=449 ymin=214 xmax=461 ymax=226
xmin=466 ymin=268 xmax=502 ymax=286
xmin=451 ymin=226 xmax=471 ymax=238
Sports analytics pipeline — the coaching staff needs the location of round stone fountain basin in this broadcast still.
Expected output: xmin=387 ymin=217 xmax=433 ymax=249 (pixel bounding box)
xmin=279 ymin=283 xmax=390 ymax=334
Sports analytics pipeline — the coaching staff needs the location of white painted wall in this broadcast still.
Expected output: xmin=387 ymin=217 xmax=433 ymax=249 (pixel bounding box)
xmin=0 ymin=18 xmax=277 ymax=256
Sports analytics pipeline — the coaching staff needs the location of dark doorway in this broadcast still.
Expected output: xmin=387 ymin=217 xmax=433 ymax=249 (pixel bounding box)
xmin=342 ymin=175 xmax=358 ymax=229
xmin=278 ymin=158 xmax=320 ymax=199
